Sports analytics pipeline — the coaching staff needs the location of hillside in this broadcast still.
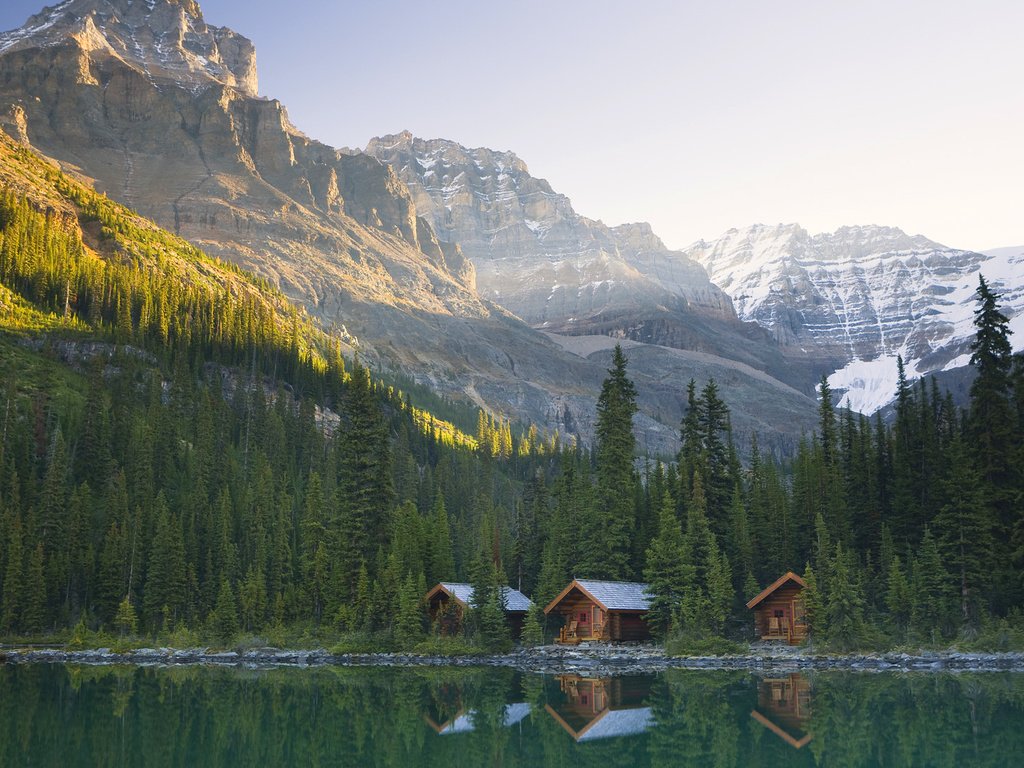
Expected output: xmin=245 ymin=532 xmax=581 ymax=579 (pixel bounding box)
xmin=0 ymin=0 xmax=820 ymax=455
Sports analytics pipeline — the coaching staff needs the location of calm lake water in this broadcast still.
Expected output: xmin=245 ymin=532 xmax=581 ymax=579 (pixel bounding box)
xmin=1 ymin=663 xmax=1022 ymax=767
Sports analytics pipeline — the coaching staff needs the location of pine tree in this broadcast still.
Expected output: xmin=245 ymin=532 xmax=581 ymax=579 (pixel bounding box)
xmin=643 ymin=491 xmax=692 ymax=638
xmin=114 ymin=595 xmax=138 ymax=637
xmin=824 ymin=543 xmax=865 ymax=650
xmin=911 ymin=527 xmax=951 ymax=641
xmin=1 ymin=515 xmax=24 ymax=633
xmin=592 ymin=344 xmax=638 ymax=579
xmin=211 ymin=578 xmax=240 ymax=643
xmin=521 ymin=603 xmax=545 ymax=647
xmin=933 ymin=436 xmax=993 ymax=631
xmin=884 ymin=555 xmax=912 ymax=637
xmin=393 ymin=573 xmax=425 ymax=648
xmin=21 ymin=543 xmax=46 ymax=634
xmin=143 ymin=495 xmax=187 ymax=631
xmin=427 ymin=493 xmax=455 ymax=584
xmin=802 ymin=563 xmax=825 ymax=643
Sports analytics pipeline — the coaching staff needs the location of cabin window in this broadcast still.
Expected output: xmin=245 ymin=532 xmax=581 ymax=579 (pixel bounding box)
xmin=774 ymin=609 xmax=784 ymax=618
xmin=579 ymin=611 xmax=589 ymax=624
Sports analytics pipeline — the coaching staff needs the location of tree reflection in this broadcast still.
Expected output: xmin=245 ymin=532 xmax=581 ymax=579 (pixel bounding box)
xmin=0 ymin=665 xmax=1023 ymax=767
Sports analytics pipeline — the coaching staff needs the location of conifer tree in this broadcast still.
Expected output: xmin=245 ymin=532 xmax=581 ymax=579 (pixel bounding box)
xmin=824 ymin=543 xmax=865 ymax=650
xmin=593 ymin=345 xmax=638 ymax=579
xmin=211 ymin=578 xmax=240 ymax=643
xmin=21 ymin=543 xmax=47 ymax=635
xmin=644 ymin=491 xmax=692 ymax=638
xmin=933 ymin=436 xmax=993 ymax=630
xmin=1 ymin=515 xmax=23 ymax=633
xmin=114 ymin=595 xmax=138 ymax=637
xmin=885 ymin=556 xmax=912 ymax=637
xmin=802 ymin=563 xmax=825 ymax=643
xmin=521 ymin=602 xmax=545 ymax=647
xmin=393 ymin=573 xmax=425 ymax=648
xmin=143 ymin=494 xmax=187 ymax=631
xmin=911 ymin=527 xmax=950 ymax=641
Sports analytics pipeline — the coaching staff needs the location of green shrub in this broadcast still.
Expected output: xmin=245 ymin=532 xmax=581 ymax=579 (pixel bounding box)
xmin=665 ymin=634 xmax=746 ymax=656
xmin=411 ymin=635 xmax=486 ymax=656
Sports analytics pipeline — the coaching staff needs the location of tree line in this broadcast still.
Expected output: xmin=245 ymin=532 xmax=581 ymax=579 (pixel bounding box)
xmin=0 ymin=144 xmax=1022 ymax=652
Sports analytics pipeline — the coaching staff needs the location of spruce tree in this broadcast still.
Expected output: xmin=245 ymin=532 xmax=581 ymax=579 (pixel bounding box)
xmin=593 ymin=344 xmax=638 ymax=579
xmin=114 ymin=595 xmax=138 ymax=637
xmin=393 ymin=573 xmax=425 ymax=649
xmin=824 ymin=543 xmax=865 ymax=650
xmin=211 ymin=578 xmax=240 ymax=643
xmin=22 ymin=544 xmax=47 ymax=635
xmin=643 ymin=491 xmax=692 ymax=638
xmin=521 ymin=603 xmax=545 ymax=647
xmin=933 ymin=437 xmax=993 ymax=631
xmin=1 ymin=515 xmax=24 ymax=633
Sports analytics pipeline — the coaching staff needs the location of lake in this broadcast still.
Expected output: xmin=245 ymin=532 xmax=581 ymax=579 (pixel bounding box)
xmin=1 ymin=663 xmax=1022 ymax=766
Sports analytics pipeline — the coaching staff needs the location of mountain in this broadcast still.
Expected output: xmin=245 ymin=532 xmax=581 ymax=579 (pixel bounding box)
xmin=363 ymin=132 xmax=808 ymax=389
xmin=685 ymin=224 xmax=1024 ymax=413
xmin=0 ymin=0 xmax=820 ymax=454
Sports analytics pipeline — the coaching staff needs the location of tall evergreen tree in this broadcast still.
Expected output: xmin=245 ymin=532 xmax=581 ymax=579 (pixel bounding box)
xmin=592 ymin=345 xmax=638 ymax=579
xmin=644 ymin=491 xmax=692 ymax=638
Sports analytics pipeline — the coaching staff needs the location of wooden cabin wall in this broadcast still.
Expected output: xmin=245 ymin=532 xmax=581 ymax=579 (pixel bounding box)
xmin=614 ymin=612 xmax=650 ymax=642
xmin=753 ymin=584 xmax=806 ymax=643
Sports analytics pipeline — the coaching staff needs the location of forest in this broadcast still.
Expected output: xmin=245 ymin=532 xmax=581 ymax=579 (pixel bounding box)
xmin=0 ymin=139 xmax=1023 ymax=654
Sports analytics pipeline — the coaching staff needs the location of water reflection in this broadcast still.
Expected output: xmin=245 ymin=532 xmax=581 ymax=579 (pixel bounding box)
xmin=751 ymin=673 xmax=813 ymax=749
xmin=2 ymin=664 xmax=1024 ymax=766
xmin=545 ymin=675 xmax=654 ymax=742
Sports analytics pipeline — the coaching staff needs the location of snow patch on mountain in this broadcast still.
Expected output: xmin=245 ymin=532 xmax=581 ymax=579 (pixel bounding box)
xmin=689 ymin=225 xmax=1024 ymax=414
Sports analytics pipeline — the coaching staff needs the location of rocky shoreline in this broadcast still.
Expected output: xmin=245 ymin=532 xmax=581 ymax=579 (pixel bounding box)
xmin=3 ymin=644 xmax=1024 ymax=675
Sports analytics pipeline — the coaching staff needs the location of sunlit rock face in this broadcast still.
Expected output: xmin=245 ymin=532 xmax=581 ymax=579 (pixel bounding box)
xmin=687 ymin=224 xmax=1024 ymax=412
xmin=365 ymin=132 xmax=809 ymax=390
xmin=0 ymin=0 xmax=825 ymax=453
xmin=364 ymin=132 xmax=740 ymax=325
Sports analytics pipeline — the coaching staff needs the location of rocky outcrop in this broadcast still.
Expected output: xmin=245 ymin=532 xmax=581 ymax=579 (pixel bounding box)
xmin=364 ymin=132 xmax=736 ymax=326
xmin=0 ymin=0 xmax=822 ymax=452
xmin=687 ymin=224 xmax=1024 ymax=412
xmin=363 ymin=132 xmax=816 ymax=391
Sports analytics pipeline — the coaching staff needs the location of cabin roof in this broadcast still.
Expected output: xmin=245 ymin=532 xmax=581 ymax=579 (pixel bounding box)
xmin=745 ymin=571 xmax=807 ymax=610
xmin=577 ymin=708 xmax=654 ymax=741
xmin=435 ymin=703 xmax=531 ymax=735
xmin=544 ymin=579 xmax=651 ymax=613
xmin=428 ymin=582 xmax=533 ymax=612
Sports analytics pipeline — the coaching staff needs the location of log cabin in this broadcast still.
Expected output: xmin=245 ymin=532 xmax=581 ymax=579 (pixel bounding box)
xmin=544 ymin=579 xmax=652 ymax=643
xmin=746 ymin=572 xmax=807 ymax=645
xmin=424 ymin=582 xmax=533 ymax=638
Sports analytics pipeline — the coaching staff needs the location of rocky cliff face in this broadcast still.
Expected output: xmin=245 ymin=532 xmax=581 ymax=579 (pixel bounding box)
xmin=686 ymin=224 xmax=1024 ymax=412
xmin=0 ymin=0 xmax=822 ymax=453
xmin=363 ymin=132 xmax=812 ymax=388
xmin=364 ymin=132 xmax=736 ymax=325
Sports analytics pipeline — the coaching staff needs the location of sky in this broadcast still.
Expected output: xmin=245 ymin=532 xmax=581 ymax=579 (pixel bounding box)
xmin=1 ymin=0 xmax=1022 ymax=251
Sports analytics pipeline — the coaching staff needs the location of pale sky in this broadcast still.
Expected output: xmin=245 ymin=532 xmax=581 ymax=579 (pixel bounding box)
xmin=2 ymin=0 xmax=1022 ymax=250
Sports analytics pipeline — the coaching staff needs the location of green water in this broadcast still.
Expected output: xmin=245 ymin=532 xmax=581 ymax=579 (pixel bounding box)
xmin=1 ymin=663 xmax=1022 ymax=767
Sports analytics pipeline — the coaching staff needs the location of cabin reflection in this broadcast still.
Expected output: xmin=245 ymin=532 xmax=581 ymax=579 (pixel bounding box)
xmin=425 ymin=703 xmax=531 ymax=735
xmin=750 ymin=673 xmax=813 ymax=749
xmin=423 ymin=681 xmax=530 ymax=736
xmin=545 ymin=675 xmax=654 ymax=742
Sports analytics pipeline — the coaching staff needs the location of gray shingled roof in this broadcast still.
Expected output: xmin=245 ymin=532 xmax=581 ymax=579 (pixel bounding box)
xmin=577 ymin=708 xmax=654 ymax=741
xmin=439 ymin=582 xmax=533 ymax=612
xmin=438 ymin=704 xmax=532 ymax=735
xmin=574 ymin=580 xmax=652 ymax=611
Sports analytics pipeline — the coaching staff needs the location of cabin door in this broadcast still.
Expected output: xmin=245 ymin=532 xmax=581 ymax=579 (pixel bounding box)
xmin=577 ymin=607 xmax=591 ymax=638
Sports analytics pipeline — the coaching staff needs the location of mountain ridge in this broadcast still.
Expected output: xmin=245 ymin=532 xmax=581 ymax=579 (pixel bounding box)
xmin=685 ymin=222 xmax=1024 ymax=412
xmin=0 ymin=0 xmax=821 ymax=454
